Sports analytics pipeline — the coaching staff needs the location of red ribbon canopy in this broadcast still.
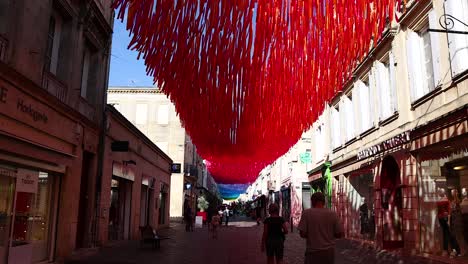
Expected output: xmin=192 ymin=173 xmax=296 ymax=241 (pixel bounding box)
xmin=113 ymin=0 xmax=401 ymax=184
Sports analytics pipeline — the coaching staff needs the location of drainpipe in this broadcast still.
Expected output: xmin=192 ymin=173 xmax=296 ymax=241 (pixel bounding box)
xmin=92 ymin=16 xmax=113 ymax=247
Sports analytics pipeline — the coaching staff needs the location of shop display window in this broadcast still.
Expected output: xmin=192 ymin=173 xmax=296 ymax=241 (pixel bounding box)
xmin=419 ymin=155 xmax=468 ymax=258
xmin=343 ymin=173 xmax=375 ymax=241
xmin=0 ymin=174 xmax=15 ymax=248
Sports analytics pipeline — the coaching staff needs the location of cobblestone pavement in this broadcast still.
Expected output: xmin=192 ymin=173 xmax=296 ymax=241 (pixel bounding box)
xmin=65 ymin=217 xmax=452 ymax=264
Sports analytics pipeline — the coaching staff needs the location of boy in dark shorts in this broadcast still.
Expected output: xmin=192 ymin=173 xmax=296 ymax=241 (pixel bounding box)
xmin=261 ymin=203 xmax=288 ymax=264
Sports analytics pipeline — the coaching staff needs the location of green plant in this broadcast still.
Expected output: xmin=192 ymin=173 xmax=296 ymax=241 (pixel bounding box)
xmin=197 ymin=195 xmax=209 ymax=211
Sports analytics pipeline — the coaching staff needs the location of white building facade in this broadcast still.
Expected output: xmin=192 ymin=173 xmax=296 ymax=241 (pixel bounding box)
xmin=107 ymin=87 xmax=214 ymax=219
xmin=308 ymin=0 xmax=468 ymax=257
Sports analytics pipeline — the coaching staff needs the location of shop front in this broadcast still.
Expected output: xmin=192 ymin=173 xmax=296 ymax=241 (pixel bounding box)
xmin=411 ymin=106 xmax=468 ymax=258
xmin=108 ymin=162 xmax=134 ymax=241
xmin=0 ymin=68 xmax=100 ymax=261
xmin=342 ymin=167 xmax=376 ymax=242
xmin=0 ymin=164 xmax=60 ymax=264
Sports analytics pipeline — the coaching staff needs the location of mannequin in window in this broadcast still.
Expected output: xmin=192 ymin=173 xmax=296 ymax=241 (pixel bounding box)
xmin=437 ymin=188 xmax=460 ymax=257
xmin=460 ymin=188 xmax=468 ymax=248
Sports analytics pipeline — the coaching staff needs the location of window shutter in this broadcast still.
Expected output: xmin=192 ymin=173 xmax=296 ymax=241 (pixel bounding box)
xmin=375 ymin=61 xmax=390 ymax=120
xmin=406 ymin=31 xmax=425 ymax=101
xmin=344 ymin=95 xmax=354 ymax=141
xmin=428 ymin=10 xmax=442 ymax=87
xmin=331 ymin=107 xmax=341 ymax=149
xmin=389 ymin=51 xmax=398 ymax=113
xmin=368 ymin=69 xmax=376 ymax=128
xmin=358 ymin=80 xmax=371 ymax=132
xmin=445 ymin=0 xmax=468 ymax=76
xmin=352 ymin=83 xmax=361 ymax=133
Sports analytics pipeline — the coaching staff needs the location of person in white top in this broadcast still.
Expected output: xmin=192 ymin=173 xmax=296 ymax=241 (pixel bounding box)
xmin=298 ymin=192 xmax=344 ymax=264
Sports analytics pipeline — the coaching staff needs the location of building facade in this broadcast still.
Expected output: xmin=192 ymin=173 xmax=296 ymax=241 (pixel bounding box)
xmin=243 ymin=130 xmax=312 ymax=226
xmin=99 ymin=106 xmax=172 ymax=243
xmin=0 ymin=0 xmax=113 ymax=262
xmin=107 ymin=87 xmax=215 ymax=219
xmin=308 ymin=0 xmax=468 ymax=258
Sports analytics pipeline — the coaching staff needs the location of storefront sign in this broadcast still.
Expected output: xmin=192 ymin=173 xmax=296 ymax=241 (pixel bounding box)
xmin=357 ymin=131 xmax=410 ymax=160
xmin=17 ymin=99 xmax=48 ymax=123
xmin=16 ymin=169 xmax=39 ymax=193
xmin=0 ymin=80 xmax=79 ymax=148
xmin=112 ymin=162 xmax=135 ymax=181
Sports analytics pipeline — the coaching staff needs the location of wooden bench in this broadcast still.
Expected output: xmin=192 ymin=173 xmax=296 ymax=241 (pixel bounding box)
xmin=139 ymin=225 xmax=169 ymax=249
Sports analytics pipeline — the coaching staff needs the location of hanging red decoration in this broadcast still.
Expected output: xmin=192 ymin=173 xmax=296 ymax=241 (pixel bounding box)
xmin=112 ymin=0 xmax=403 ymax=184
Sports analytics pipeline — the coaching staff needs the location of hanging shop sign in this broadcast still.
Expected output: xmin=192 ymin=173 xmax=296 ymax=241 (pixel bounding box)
xmin=299 ymin=152 xmax=312 ymax=164
xmin=357 ymin=131 xmax=410 ymax=160
xmin=16 ymin=169 xmax=39 ymax=193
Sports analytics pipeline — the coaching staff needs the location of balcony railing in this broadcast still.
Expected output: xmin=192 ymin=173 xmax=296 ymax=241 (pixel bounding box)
xmin=42 ymin=71 xmax=68 ymax=103
xmin=0 ymin=34 xmax=8 ymax=63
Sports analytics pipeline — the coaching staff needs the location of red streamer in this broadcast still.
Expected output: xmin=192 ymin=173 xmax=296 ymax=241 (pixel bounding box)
xmin=112 ymin=0 xmax=402 ymax=184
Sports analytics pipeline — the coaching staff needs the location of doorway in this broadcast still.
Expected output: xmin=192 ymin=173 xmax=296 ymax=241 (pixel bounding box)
xmin=380 ymin=156 xmax=404 ymax=249
xmin=108 ymin=177 xmax=132 ymax=240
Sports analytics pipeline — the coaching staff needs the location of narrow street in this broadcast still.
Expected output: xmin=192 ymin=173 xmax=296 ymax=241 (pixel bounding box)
xmin=66 ymin=217 xmax=446 ymax=264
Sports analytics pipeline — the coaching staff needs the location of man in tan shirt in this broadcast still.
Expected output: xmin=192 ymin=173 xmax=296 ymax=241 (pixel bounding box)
xmin=298 ymin=192 xmax=344 ymax=264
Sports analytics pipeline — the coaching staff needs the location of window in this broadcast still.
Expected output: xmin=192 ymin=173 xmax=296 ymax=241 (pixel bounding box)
xmin=44 ymin=10 xmax=71 ymax=81
xmin=406 ymin=14 xmax=439 ymax=102
xmin=331 ymin=106 xmax=341 ymax=149
xmin=157 ymin=105 xmax=169 ymax=125
xmin=136 ymin=104 xmax=148 ymax=125
xmin=342 ymin=94 xmax=355 ymax=142
xmin=355 ymin=79 xmax=373 ymax=133
xmin=375 ymin=53 xmax=397 ymax=120
xmin=445 ymin=0 xmax=468 ymax=77
xmin=45 ymin=15 xmax=62 ymax=75
xmin=80 ymin=44 xmax=99 ymax=103
xmin=315 ymin=125 xmax=325 ymax=162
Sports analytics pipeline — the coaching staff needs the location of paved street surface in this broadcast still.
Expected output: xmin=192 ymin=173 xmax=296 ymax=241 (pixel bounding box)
xmin=66 ymin=216 xmax=450 ymax=264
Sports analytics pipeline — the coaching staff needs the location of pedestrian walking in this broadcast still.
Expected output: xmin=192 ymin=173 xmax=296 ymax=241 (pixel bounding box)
xmin=298 ymin=192 xmax=344 ymax=264
xmin=184 ymin=206 xmax=194 ymax=232
xmin=224 ymin=206 xmax=230 ymax=226
xmin=261 ymin=203 xmax=288 ymax=264
xmin=218 ymin=207 xmax=224 ymax=225
xmin=211 ymin=212 xmax=221 ymax=239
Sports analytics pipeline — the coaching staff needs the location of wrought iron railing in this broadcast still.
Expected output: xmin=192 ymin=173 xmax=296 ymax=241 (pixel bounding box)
xmin=42 ymin=71 xmax=68 ymax=103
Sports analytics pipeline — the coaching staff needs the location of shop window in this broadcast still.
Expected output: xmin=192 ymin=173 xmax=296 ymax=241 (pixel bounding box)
xmin=419 ymin=157 xmax=468 ymax=256
xmin=344 ymin=173 xmax=375 ymax=241
xmin=445 ymin=0 xmax=468 ymax=77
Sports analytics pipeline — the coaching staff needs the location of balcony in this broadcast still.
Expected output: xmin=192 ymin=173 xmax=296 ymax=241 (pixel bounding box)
xmin=42 ymin=71 xmax=68 ymax=103
xmin=0 ymin=34 xmax=7 ymax=63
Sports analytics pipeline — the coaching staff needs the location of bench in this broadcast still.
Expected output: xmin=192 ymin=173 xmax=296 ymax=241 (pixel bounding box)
xmin=139 ymin=225 xmax=170 ymax=249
